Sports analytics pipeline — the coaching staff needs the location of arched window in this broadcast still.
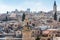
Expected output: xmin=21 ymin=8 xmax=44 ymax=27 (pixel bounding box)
xmin=31 ymin=31 xmax=35 ymax=37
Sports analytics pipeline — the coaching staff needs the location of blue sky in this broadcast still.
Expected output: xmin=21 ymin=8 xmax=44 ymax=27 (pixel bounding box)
xmin=0 ymin=0 xmax=60 ymax=13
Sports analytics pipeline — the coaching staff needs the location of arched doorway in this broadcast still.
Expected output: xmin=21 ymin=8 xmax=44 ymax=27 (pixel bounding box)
xmin=35 ymin=37 xmax=40 ymax=40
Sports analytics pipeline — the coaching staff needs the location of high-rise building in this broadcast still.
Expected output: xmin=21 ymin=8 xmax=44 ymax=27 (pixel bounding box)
xmin=53 ymin=1 xmax=57 ymax=21
xmin=26 ymin=8 xmax=30 ymax=13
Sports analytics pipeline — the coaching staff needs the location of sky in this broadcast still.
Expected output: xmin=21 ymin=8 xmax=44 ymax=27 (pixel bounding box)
xmin=0 ymin=0 xmax=60 ymax=13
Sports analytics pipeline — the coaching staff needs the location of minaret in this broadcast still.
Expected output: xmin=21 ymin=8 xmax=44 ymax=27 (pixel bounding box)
xmin=53 ymin=0 xmax=57 ymax=21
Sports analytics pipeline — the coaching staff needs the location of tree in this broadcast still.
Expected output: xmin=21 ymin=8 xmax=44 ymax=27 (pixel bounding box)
xmin=59 ymin=18 xmax=60 ymax=22
xmin=32 ymin=23 xmax=35 ymax=26
xmin=6 ymin=11 xmax=9 ymax=21
xmin=22 ymin=13 xmax=25 ymax=21
xmin=54 ymin=12 xmax=57 ymax=20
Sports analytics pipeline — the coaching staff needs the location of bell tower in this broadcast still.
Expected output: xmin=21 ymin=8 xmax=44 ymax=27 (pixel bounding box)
xmin=22 ymin=17 xmax=33 ymax=40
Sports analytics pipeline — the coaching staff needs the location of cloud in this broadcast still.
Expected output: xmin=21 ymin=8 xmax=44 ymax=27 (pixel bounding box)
xmin=0 ymin=1 xmax=50 ymax=13
xmin=0 ymin=0 xmax=58 ymax=13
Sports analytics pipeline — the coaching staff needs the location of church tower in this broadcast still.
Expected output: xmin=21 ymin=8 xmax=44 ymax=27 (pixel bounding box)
xmin=53 ymin=0 xmax=57 ymax=21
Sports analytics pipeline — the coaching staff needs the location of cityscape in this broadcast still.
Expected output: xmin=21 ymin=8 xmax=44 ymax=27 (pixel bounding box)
xmin=0 ymin=0 xmax=60 ymax=40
